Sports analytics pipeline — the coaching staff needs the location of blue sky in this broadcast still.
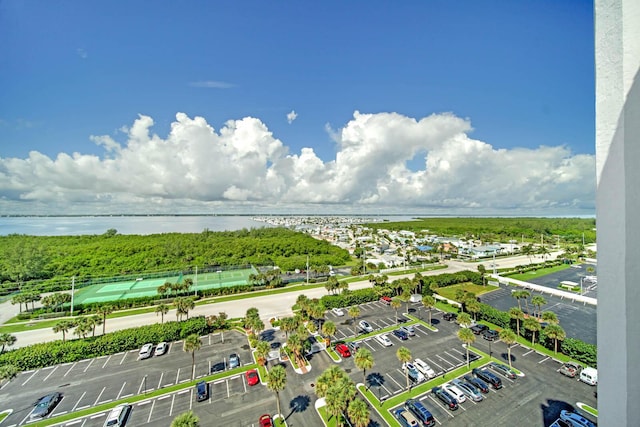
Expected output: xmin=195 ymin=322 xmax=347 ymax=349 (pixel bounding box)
xmin=0 ymin=1 xmax=595 ymax=215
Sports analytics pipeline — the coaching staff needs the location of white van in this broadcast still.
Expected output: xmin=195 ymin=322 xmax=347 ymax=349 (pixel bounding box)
xmin=104 ymin=404 xmax=131 ymax=426
xmin=579 ymin=367 xmax=598 ymax=385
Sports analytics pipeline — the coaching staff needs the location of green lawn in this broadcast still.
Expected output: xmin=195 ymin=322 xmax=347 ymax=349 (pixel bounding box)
xmin=435 ymin=282 xmax=497 ymax=301
xmin=505 ymin=263 xmax=571 ymax=281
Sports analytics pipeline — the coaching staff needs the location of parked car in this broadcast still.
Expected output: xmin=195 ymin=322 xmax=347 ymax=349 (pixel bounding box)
xmin=196 ymin=380 xmax=209 ymax=402
xmin=103 ymin=403 xmax=131 ymax=427
xmin=443 ymin=312 xmax=457 ymax=321
xmin=404 ymin=398 xmax=436 ymax=427
xmin=442 ymin=383 xmax=467 ymax=403
xmin=403 ymin=362 xmax=425 ymax=383
xmin=332 ymin=307 xmax=344 ymax=316
xmin=451 ymin=378 xmax=483 ymax=402
xmin=482 ymin=329 xmax=499 ymax=341
xmin=258 ymin=414 xmax=274 ymax=427
xmin=211 ymin=361 xmax=226 ymax=373
xmin=155 ymin=341 xmax=168 ymax=356
xmin=464 ymin=374 xmax=490 ymax=394
xmin=431 ymin=386 xmax=458 ymax=410
xmin=559 ymin=410 xmax=597 ymax=427
xmin=400 ymin=325 xmax=416 ymax=336
xmin=138 ymin=343 xmax=154 ymax=360
xmin=245 ymin=369 xmax=260 ymax=386
xmin=579 ymin=367 xmax=598 ymax=385
xmin=489 ymin=362 xmax=517 ymax=379
xmin=335 ymin=343 xmax=351 ymax=358
xmin=559 ymin=362 xmax=582 ymax=378
xmin=472 ymin=368 xmax=503 ymax=389
xmin=347 ymin=341 xmax=361 ymax=353
xmin=30 ymin=392 xmax=62 ymax=420
xmin=229 ymin=353 xmax=240 ymax=369
xmin=359 ymin=320 xmax=374 ymax=333
xmin=470 ymin=324 xmax=489 ymax=335
xmin=413 ymin=358 xmax=436 ymax=379
xmin=394 ymin=408 xmax=420 ymax=427
xmin=380 ymin=296 xmax=392 ymax=305
xmin=393 ymin=329 xmax=409 ymax=340
xmin=375 ymin=334 xmax=393 ymax=347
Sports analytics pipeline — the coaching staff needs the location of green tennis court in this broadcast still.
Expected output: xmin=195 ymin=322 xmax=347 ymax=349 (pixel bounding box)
xmin=73 ymin=266 xmax=258 ymax=305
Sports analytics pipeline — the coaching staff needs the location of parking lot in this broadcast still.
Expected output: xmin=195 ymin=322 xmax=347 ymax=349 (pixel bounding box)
xmin=0 ymin=330 xmax=254 ymax=426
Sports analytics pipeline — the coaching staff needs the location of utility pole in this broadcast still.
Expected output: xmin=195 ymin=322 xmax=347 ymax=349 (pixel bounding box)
xmin=70 ymin=276 xmax=75 ymax=316
xmin=306 ymin=255 xmax=309 ymax=285
xmin=194 ymin=266 xmax=198 ymax=297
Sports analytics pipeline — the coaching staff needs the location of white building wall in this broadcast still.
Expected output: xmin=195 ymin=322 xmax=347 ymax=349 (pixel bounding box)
xmin=595 ymin=0 xmax=640 ymax=425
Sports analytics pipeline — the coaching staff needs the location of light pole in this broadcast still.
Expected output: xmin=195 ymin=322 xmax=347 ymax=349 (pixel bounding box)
xmin=194 ymin=266 xmax=198 ymax=297
xmin=217 ymin=270 xmax=222 ymax=288
xmin=143 ymin=375 xmax=147 ymax=394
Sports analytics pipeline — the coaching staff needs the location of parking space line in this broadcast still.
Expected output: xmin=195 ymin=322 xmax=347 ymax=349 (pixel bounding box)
xmin=170 ymin=394 xmax=176 ymax=416
xmin=21 ymin=369 xmax=39 ymax=386
xmin=539 ymin=356 xmax=551 ymax=364
xmin=427 ymin=395 xmax=455 ymax=418
xmin=242 ymin=376 xmax=247 ymax=394
xmin=116 ymin=382 xmax=127 ymax=400
xmin=362 ymin=339 xmax=377 ymax=351
xmin=176 ymin=368 xmax=181 ymax=384
xmin=63 ymin=362 xmax=77 ymax=377
xmin=426 ymin=357 xmax=446 ymax=374
xmin=72 ymin=391 xmax=86 ymax=411
xmin=93 ymin=387 xmax=106 ymax=405
xmin=147 ymin=400 xmax=156 ymax=423
xmin=157 ymin=372 xmax=164 ymax=390
xmin=97 ymin=399 xmax=112 ymax=405
xmin=42 ymin=365 xmax=59 ymax=382
xmin=158 ymin=395 xmax=171 ymax=400
xmin=83 ymin=358 xmax=95 ymax=373
xmin=386 ymin=373 xmax=404 ymax=390
xmin=523 ymin=349 xmax=534 ymax=356
xmin=436 ymin=354 xmax=456 ymax=369
xmin=226 ymin=378 xmax=231 ymax=397
xmin=119 ymin=351 xmax=128 ymax=364
xmin=101 ymin=355 xmax=112 ymax=369
xmin=178 ymin=389 xmax=190 ymax=395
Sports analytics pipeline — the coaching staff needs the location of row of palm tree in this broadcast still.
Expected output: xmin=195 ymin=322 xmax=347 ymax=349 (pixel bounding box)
xmin=315 ymin=366 xmax=370 ymax=427
xmin=10 ymin=291 xmax=41 ymax=313
xmin=157 ymin=278 xmax=194 ymax=298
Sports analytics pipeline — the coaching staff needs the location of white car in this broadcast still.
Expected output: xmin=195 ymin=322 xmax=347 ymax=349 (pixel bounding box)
xmin=413 ymin=358 xmax=436 ymax=379
xmin=155 ymin=341 xmax=168 ymax=356
xmin=443 ymin=383 xmax=467 ymax=403
xmin=139 ymin=343 xmax=154 ymax=359
xmin=451 ymin=378 xmax=483 ymax=402
xmin=359 ymin=320 xmax=374 ymax=333
xmin=375 ymin=334 xmax=393 ymax=347
xmin=332 ymin=307 xmax=345 ymax=316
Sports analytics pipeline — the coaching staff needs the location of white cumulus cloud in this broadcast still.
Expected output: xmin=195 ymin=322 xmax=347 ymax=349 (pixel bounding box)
xmin=0 ymin=111 xmax=595 ymax=215
xmin=287 ymin=110 xmax=298 ymax=124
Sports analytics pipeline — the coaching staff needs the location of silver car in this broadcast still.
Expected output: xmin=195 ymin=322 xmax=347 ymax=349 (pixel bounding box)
xmin=451 ymin=378 xmax=484 ymax=402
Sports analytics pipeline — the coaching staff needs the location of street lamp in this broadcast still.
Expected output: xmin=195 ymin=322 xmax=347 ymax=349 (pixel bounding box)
xmin=217 ymin=270 xmax=222 ymax=288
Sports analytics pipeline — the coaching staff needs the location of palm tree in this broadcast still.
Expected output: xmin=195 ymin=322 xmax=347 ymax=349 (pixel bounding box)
xmin=422 ymin=295 xmax=435 ymax=325
xmin=90 ymin=314 xmax=103 ymax=336
xmin=255 ymin=340 xmax=271 ymax=369
xmin=512 ymin=291 xmax=523 ymax=311
xmin=74 ymin=317 xmax=92 ymax=339
xmin=96 ymin=305 xmax=114 ymax=335
xmin=183 ymin=334 xmax=202 ymax=380
xmin=390 ymin=298 xmax=401 ymax=324
xmin=52 ymin=320 xmax=75 ymax=342
xmin=325 ymin=387 xmax=345 ymax=426
xmin=499 ymin=329 xmax=518 ymax=368
xmin=541 ymin=311 xmax=559 ymax=325
xmin=0 ymin=333 xmax=17 ymax=353
xmin=509 ymin=307 xmax=524 ymax=336
xmin=348 ymin=306 xmax=360 ymax=336
xmin=322 ymin=321 xmax=336 ymax=346
xmin=523 ymin=318 xmax=541 ymax=347
xmin=457 ymin=312 xmax=472 ymax=328
xmin=531 ymin=295 xmax=546 ymax=319
xmin=466 ymin=300 xmax=481 ymax=321
xmin=183 ymin=297 xmax=195 ymax=320
xmin=287 ymin=333 xmax=304 ymax=367
xmin=265 ymin=365 xmax=287 ymax=416
xmin=457 ymin=327 xmax=475 ymax=368
xmin=325 ymin=276 xmax=339 ymax=294
xmin=354 ymin=348 xmax=374 ymax=385
xmin=396 ymin=346 xmax=412 ymax=389
xmin=545 ymin=324 xmax=566 ymax=354
xmin=170 ymin=410 xmax=199 ymax=427
xmin=347 ymin=398 xmax=370 ymax=427
xmin=156 ymin=303 xmax=170 ymax=323
xmin=280 ymin=316 xmax=297 ymax=339
xmin=10 ymin=294 xmax=26 ymax=313
xmin=520 ymin=291 xmax=531 ymax=315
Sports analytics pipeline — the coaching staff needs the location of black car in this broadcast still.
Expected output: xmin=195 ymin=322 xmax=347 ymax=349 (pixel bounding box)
xmin=473 ymin=368 xmax=503 ymax=389
xmin=405 ymin=398 xmax=436 ymax=427
xmin=393 ymin=329 xmax=409 ymax=340
xmin=30 ymin=392 xmax=62 ymax=420
xmin=464 ymin=374 xmax=490 ymax=393
xmin=443 ymin=312 xmax=457 ymax=321
xmin=482 ymin=329 xmax=499 ymax=341
xmin=470 ymin=324 xmax=489 ymax=335
xmin=431 ymin=386 xmax=458 ymax=410
xmin=211 ymin=361 xmax=226 ymax=373
xmin=196 ymin=380 xmax=209 ymax=402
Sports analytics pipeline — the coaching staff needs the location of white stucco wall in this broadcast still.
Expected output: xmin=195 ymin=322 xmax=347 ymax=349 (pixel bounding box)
xmin=595 ymin=0 xmax=640 ymax=425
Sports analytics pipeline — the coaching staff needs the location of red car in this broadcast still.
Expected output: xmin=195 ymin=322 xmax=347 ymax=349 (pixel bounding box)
xmin=246 ymin=369 xmax=260 ymax=386
xmin=259 ymin=414 xmax=274 ymax=427
xmin=380 ymin=296 xmax=392 ymax=305
xmin=335 ymin=343 xmax=351 ymax=358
